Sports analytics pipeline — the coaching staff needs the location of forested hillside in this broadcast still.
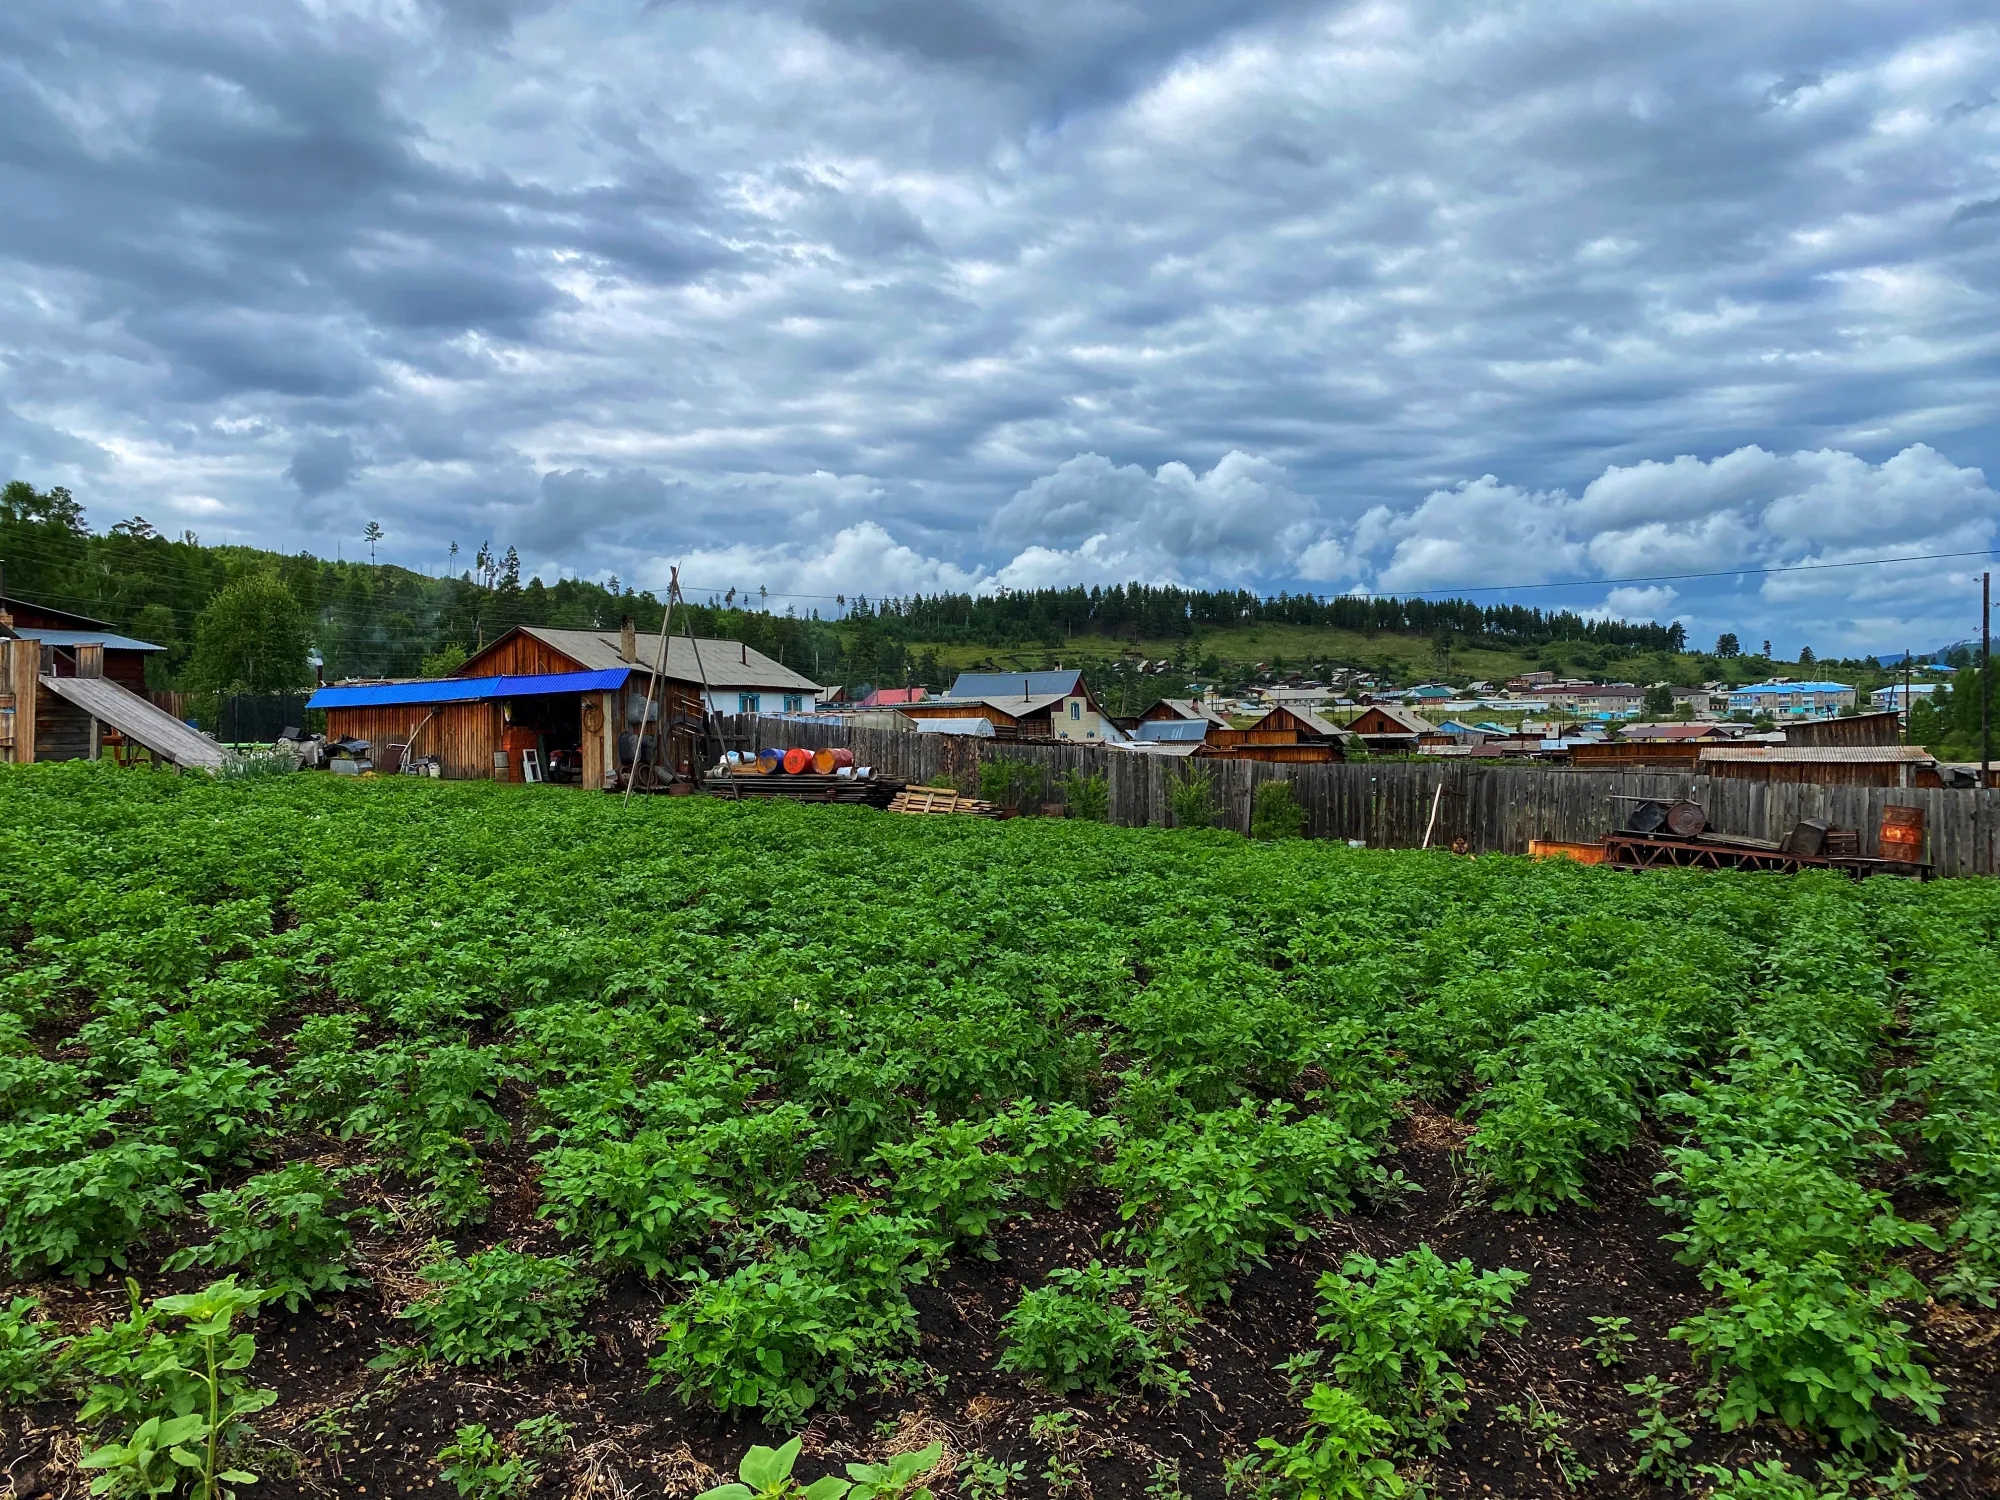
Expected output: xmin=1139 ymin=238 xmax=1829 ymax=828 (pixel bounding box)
xmin=0 ymin=479 xmax=1877 ymax=703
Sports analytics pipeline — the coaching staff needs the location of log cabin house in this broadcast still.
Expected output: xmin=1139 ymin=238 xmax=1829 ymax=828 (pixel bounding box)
xmin=1344 ymin=702 xmax=1438 ymax=753
xmin=1202 ymin=704 xmax=1351 ymax=763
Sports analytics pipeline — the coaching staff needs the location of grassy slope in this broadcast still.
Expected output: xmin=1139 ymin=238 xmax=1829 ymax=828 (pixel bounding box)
xmin=904 ymin=625 xmax=1890 ymax=693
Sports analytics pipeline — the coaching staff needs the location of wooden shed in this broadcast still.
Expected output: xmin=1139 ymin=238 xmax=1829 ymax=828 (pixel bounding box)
xmin=308 ymin=623 xmax=820 ymax=787
xmin=1 ymin=595 xmax=163 ymax=696
xmin=1695 ymin=745 xmax=1938 ymax=788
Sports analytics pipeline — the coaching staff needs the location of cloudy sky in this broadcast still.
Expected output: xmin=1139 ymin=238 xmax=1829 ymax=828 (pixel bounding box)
xmin=3 ymin=0 xmax=1999 ymax=653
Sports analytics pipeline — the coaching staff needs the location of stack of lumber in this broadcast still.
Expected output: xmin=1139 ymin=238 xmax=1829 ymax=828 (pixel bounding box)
xmin=886 ymin=786 xmax=1004 ymax=817
xmin=705 ymin=771 xmax=903 ymax=808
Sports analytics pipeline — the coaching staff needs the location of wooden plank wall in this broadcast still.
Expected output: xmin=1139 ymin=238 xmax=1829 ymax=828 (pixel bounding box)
xmin=460 ymin=634 xmax=591 ymax=678
xmin=326 ymin=703 xmax=501 ymax=780
xmin=33 ymin=682 xmax=93 ymax=762
xmin=720 ymin=715 xmax=2000 ymax=877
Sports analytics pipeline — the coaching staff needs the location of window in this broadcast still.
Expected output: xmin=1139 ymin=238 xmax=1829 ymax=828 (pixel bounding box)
xmin=784 ymin=694 xmax=803 ymax=713
xmin=738 ymin=692 xmax=758 ymax=714
xmin=1069 ymin=700 xmax=1080 ymax=720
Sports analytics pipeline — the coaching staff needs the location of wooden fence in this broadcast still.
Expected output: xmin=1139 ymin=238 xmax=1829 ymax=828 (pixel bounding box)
xmin=719 ymin=716 xmax=2000 ymax=877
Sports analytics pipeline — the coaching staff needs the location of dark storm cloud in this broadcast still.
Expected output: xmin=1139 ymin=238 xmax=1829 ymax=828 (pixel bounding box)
xmin=1 ymin=0 xmax=1998 ymax=654
xmin=286 ymin=435 xmax=362 ymax=498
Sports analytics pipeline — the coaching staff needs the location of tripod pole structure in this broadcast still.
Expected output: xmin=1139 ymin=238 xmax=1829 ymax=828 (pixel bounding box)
xmin=623 ymin=566 xmax=679 ymax=808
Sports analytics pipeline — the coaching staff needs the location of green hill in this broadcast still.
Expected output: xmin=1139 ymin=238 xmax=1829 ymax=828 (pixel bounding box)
xmin=1 ymin=478 xmax=1902 ymax=710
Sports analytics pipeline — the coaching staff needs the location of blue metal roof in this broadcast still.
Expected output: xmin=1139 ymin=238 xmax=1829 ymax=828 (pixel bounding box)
xmin=1135 ymin=719 xmax=1210 ymax=742
xmin=12 ymin=628 xmax=164 ymax=652
xmin=949 ymin=669 xmax=1083 ymax=700
xmin=308 ymin=667 xmax=632 ymax=709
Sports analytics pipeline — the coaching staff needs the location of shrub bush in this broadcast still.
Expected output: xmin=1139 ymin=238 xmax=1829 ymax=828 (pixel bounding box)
xmin=1167 ymin=765 xmax=1217 ymax=830
xmin=1058 ymin=769 xmax=1109 ymax=823
xmin=1249 ymin=781 xmax=1307 ymax=841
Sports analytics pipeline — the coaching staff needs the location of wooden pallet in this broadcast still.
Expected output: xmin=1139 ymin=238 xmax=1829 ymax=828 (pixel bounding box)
xmin=886 ymin=786 xmax=1002 ymax=817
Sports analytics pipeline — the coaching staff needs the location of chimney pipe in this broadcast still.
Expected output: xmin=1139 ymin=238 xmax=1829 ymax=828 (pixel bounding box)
xmin=620 ymin=616 xmax=636 ymax=664
xmin=741 ymin=642 xmax=747 ymax=665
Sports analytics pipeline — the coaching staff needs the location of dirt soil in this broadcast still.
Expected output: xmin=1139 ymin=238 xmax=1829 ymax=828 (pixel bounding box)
xmin=6 ymin=1106 xmax=1997 ymax=1500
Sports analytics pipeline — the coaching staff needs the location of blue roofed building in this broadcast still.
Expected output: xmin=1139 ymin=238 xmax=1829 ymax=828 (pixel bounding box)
xmin=1726 ymin=680 xmax=1859 ymax=718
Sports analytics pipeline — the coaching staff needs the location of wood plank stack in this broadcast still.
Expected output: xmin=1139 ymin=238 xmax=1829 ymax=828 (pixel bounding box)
xmin=705 ymin=771 xmax=903 ymax=808
xmin=886 ymin=786 xmax=1003 ymax=817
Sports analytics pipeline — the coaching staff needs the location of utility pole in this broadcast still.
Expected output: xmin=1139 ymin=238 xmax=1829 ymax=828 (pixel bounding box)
xmin=1903 ymin=651 xmax=1912 ymax=744
xmin=1984 ymin=571 xmax=1992 ymax=793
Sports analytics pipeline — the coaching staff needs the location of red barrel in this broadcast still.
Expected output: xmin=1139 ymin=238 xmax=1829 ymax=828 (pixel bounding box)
xmin=1879 ymin=804 xmax=1925 ymax=864
xmin=782 ymin=746 xmax=813 ymax=774
xmin=813 ymin=747 xmax=855 ymax=774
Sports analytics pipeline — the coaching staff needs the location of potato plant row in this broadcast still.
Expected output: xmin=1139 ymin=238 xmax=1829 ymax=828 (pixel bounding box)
xmin=0 ymin=763 xmax=1992 ymax=1499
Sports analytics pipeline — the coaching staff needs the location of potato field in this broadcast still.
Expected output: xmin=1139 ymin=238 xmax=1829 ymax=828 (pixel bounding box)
xmin=2 ymin=764 xmax=1998 ymax=1500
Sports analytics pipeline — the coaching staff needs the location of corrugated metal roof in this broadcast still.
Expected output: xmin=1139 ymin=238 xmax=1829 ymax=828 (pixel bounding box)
xmin=504 ymin=627 xmax=823 ymax=692
xmin=1623 ymin=723 xmax=1731 ymax=740
xmin=308 ymin=668 xmax=632 ymax=709
xmin=917 ymin=692 xmax=1070 ymax=717
xmin=13 ymin=628 xmax=165 ymax=652
xmin=949 ymin=669 xmax=1084 ymax=700
xmin=1135 ymin=719 xmax=1211 ymax=742
xmin=1697 ymin=746 xmax=1935 ymax=763
xmin=913 ymin=717 xmax=995 ymax=736
xmin=1149 ymin=697 xmax=1231 ymax=725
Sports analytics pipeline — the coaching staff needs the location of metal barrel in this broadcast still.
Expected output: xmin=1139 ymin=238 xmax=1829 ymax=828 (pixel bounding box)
xmin=1879 ymin=803 xmax=1925 ymax=863
xmin=756 ymin=747 xmax=783 ymax=775
xmin=782 ymin=746 xmax=813 ymax=774
xmin=813 ymin=747 xmax=855 ymax=773
xmin=1665 ymin=799 xmax=1707 ymax=837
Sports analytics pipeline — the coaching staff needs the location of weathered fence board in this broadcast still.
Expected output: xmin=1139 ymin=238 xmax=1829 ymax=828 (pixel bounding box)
xmin=718 ymin=717 xmax=2000 ymax=877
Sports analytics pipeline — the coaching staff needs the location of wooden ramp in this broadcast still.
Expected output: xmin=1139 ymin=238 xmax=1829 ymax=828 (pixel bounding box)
xmin=37 ymin=674 xmax=231 ymax=770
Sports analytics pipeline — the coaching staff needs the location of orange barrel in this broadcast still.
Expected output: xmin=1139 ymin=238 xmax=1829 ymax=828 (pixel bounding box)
xmin=1879 ymin=804 xmax=1925 ymax=864
xmin=756 ymin=747 xmax=783 ymax=775
xmin=812 ymin=747 xmax=855 ymax=773
xmin=782 ymin=746 xmax=813 ymax=774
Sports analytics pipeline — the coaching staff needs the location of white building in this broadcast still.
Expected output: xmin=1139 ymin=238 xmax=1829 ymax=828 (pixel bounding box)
xmin=1871 ymin=682 xmax=1940 ymax=713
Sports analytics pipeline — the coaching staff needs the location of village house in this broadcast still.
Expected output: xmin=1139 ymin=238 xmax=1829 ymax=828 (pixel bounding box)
xmin=1344 ymin=702 xmax=1438 ymax=752
xmin=1202 ymin=704 xmax=1350 ymax=763
xmin=893 ymin=669 xmax=1118 ymax=742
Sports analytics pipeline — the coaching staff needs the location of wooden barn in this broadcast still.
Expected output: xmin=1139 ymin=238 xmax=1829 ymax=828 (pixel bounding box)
xmin=1203 ymin=704 xmax=1350 ymax=763
xmin=307 ymin=622 xmax=823 ymax=786
xmin=1345 ymin=703 xmax=1437 ymax=753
